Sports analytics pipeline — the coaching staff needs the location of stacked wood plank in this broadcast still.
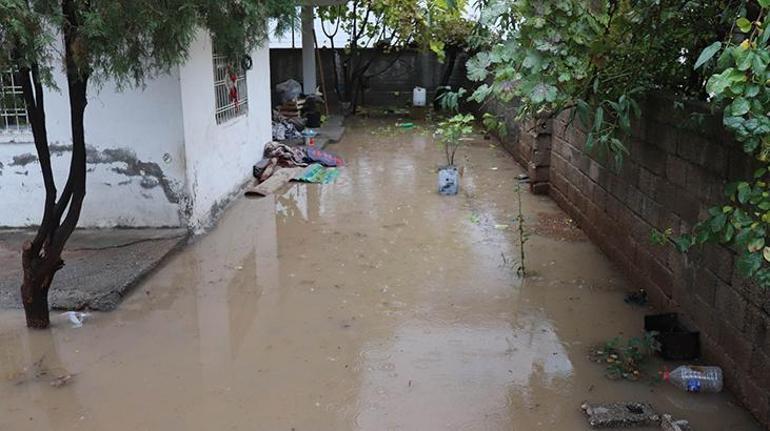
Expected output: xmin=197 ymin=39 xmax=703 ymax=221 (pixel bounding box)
xmin=278 ymin=98 xmax=305 ymax=118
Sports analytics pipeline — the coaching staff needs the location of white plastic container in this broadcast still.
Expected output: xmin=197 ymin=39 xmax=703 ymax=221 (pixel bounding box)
xmin=438 ymin=166 xmax=459 ymax=195
xmin=413 ymin=86 xmax=426 ymax=107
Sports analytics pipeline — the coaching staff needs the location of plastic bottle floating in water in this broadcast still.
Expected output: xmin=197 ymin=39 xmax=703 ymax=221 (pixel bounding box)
xmin=663 ymin=365 xmax=723 ymax=393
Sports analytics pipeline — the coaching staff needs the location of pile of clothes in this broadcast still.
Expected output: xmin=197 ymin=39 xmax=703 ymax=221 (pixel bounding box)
xmin=254 ymin=142 xmax=343 ymax=183
xmin=246 ymin=142 xmax=344 ymax=197
xmin=272 ymin=109 xmax=305 ymax=141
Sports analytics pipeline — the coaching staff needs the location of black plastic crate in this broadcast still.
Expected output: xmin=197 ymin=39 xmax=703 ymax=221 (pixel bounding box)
xmin=644 ymin=313 xmax=700 ymax=361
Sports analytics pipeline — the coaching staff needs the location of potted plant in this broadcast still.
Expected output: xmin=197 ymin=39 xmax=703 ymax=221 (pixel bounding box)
xmin=434 ymin=113 xmax=475 ymax=195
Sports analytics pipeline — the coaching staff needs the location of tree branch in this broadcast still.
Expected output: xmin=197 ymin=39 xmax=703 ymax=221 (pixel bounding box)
xmin=18 ymin=66 xmax=57 ymax=257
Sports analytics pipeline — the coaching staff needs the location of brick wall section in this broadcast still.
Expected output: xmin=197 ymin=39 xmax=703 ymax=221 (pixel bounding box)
xmin=525 ymin=119 xmax=552 ymax=195
xmin=544 ymin=97 xmax=770 ymax=427
xmin=484 ymin=101 xmax=551 ymax=194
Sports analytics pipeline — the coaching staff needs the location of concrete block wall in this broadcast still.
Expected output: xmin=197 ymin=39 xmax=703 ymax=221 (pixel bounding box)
xmin=484 ymin=100 xmax=551 ymax=194
xmin=269 ymin=48 xmax=469 ymax=108
xmin=525 ymin=118 xmax=552 ymax=195
xmin=490 ymin=95 xmax=770 ymax=427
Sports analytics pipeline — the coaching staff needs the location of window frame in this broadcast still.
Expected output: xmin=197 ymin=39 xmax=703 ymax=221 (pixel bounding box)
xmin=212 ymin=51 xmax=249 ymax=125
xmin=0 ymin=68 xmax=33 ymax=143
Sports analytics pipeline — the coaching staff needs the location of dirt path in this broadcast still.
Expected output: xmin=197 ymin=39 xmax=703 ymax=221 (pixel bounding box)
xmin=0 ymin=118 xmax=761 ymax=430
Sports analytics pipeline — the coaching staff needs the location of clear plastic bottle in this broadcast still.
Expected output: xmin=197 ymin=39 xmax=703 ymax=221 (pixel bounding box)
xmin=664 ymin=365 xmax=723 ymax=393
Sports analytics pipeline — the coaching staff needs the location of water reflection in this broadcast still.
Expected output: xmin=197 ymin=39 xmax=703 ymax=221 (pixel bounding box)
xmin=0 ymin=118 xmax=762 ymax=431
xmin=354 ymin=314 xmax=572 ymax=430
xmin=0 ymin=328 xmax=91 ymax=429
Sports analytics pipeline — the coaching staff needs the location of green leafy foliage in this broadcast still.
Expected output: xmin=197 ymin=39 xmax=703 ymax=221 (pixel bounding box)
xmin=436 ymin=87 xmax=467 ymax=113
xmin=482 ymin=112 xmax=507 ymax=137
xmin=673 ymin=4 xmax=770 ymax=288
xmin=0 ymin=0 xmax=60 ymax=84
xmin=590 ymin=332 xmax=661 ymax=381
xmin=434 ymin=113 xmax=475 ymax=166
xmin=650 ymin=228 xmax=674 ymax=246
xmin=199 ymin=0 xmax=297 ymax=64
xmin=466 ymin=0 xmax=770 ymax=289
xmin=317 ymin=0 xmax=433 ymax=52
xmin=466 ymin=0 xmax=725 ymax=165
xmin=317 ymin=0 xmax=471 ymax=112
xmin=0 ymin=0 xmax=296 ymax=87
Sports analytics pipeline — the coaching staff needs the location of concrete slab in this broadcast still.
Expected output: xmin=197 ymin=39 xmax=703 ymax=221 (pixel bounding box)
xmin=0 ymin=228 xmax=187 ymax=311
xmin=316 ymin=115 xmax=345 ymax=149
xmin=581 ymin=401 xmax=660 ymax=428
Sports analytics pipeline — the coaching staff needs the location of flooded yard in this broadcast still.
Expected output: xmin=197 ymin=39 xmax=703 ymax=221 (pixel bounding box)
xmin=0 ymin=118 xmax=761 ymax=430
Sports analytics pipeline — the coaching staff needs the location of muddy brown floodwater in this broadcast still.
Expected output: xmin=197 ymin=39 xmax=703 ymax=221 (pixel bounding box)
xmin=0 ymin=118 xmax=762 ymax=431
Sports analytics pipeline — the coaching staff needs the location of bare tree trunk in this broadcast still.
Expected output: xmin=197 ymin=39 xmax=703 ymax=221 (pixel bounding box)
xmin=16 ymin=62 xmax=61 ymax=329
xmin=50 ymin=0 xmax=90 ymax=270
xmin=17 ymin=0 xmax=90 ymax=329
xmin=21 ymin=243 xmax=56 ymax=328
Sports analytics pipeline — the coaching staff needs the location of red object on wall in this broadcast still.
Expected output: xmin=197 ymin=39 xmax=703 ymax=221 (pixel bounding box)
xmin=228 ymin=69 xmax=239 ymax=111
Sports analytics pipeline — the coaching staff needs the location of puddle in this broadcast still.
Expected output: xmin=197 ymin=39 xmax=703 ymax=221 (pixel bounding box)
xmin=0 ymin=117 xmax=761 ymax=430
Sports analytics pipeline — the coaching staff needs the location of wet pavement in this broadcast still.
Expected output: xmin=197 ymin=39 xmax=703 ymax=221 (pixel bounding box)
xmin=0 ymin=118 xmax=762 ymax=430
xmin=0 ymin=228 xmax=187 ymax=310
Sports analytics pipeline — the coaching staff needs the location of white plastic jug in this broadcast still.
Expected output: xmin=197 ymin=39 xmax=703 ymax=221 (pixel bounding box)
xmin=413 ymin=87 xmax=426 ymax=107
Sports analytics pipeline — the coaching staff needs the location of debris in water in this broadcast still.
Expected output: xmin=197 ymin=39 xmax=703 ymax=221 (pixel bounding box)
xmin=534 ymin=211 xmax=586 ymax=241
xmin=644 ymin=313 xmax=701 ymax=361
xmin=580 ymin=401 xmax=660 ymax=428
xmin=664 ymin=365 xmax=723 ymax=393
xmin=61 ymin=311 xmax=89 ymax=328
xmin=10 ymin=356 xmax=47 ymax=386
xmin=661 ymin=414 xmax=691 ymax=431
xmin=624 ymin=289 xmax=648 ymax=306
xmin=50 ymin=374 xmax=74 ymax=388
xmin=589 ymin=333 xmax=660 ymax=381
xmin=9 ymin=356 xmax=76 ymax=389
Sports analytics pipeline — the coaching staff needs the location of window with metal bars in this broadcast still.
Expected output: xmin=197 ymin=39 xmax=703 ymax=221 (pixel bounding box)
xmin=0 ymin=69 xmax=30 ymax=133
xmin=213 ymin=52 xmax=248 ymax=124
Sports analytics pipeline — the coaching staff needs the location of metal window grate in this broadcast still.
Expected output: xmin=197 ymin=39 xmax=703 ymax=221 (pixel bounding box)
xmin=0 ymin=69 xmax=30 ymax=132
xmin=213 ymin=54 xmax=248 ymax=124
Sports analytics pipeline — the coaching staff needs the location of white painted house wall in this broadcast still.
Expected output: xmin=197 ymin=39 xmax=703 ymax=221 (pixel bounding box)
xmin=0 ymin=30 xmax=272 ymax=231
xmin=0 ymin=68 xmax=187 ymax=228
xmin=179 ymin=30 xmax=272 ymax=232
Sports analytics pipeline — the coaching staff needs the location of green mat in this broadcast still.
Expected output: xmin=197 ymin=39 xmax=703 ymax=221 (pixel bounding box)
xmin=294 ymin=163 xmax=340 ymax=184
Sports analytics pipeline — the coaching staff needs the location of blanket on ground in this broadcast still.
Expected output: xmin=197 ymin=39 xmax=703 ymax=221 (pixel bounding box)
xmin=255 ymin=143 xmax=344 ymax=182
xmin=293 ymin=164 xmax=340 ymax=184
